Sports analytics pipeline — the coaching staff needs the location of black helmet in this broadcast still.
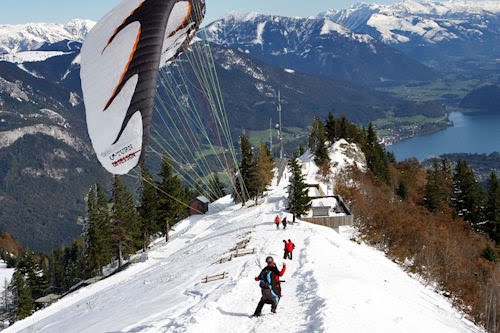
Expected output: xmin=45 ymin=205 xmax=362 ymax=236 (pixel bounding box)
xmin=265 ymin=256 xmax=274 ymax=264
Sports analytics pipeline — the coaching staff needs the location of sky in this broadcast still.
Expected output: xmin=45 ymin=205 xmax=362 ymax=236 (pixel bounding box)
xmin=0 ymin=0 xmax=398 ymax=25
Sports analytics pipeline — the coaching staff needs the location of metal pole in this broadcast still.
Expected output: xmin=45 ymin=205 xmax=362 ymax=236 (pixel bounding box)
xmin=269 ymin=117 xmax=273 ymax=157
xmin=277 ymin=91 xmax=283 ymax=159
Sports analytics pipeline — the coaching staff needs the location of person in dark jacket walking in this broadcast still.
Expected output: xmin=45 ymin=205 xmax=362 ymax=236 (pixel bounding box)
xmin=282 ymin=240 xmax=288 ymax=259
xmin=282 ymin=217 xmax=287 ymax=230
xmin=285 ymin=239 xmax=295 ymax=260
xmin=253 ymin=256 xmax=286 ymax=316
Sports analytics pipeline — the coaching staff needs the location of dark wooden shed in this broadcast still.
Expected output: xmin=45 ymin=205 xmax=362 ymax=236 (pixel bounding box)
xmin=189 ymin=196 xmax=210 ymax=215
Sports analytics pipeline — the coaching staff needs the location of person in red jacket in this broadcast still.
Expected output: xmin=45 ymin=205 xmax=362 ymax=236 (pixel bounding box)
xmin=253 ymin=256 xmax=286 ymax=316
xmin=274 ymin=215 xmax=281 ymax=230
xmin=285 ymin=239 xmax=295 ymax=260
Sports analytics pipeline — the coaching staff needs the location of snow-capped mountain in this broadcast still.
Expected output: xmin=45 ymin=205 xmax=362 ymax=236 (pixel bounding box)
xmin=321 ymin=0 xmax=500 ymax=66
xmin=6 ymin=146 xmax=483 ymax=333
xmin=203 ymin=13 xmax=436 ymax=84
xmin=0 ymin=19 xmax=94 ymax=54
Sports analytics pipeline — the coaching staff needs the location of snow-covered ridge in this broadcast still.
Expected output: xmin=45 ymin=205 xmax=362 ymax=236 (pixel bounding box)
xmin=0 ymin=51 xmax=69 ymax=63
xmin=321 ymin=0 xmax=500 ymax=44
xmin=6 ymin=142 xmax=483 ymax=332
xmin=204 ymin=12 xmax=376 ymax=53
xmin=0 ymin=124 xmax=88 ymax=153
xmin=0 ymin=19 xmax=94 ymax=54
xmin=217 ymin=48 xmax=266 ymax=81
xmin=300 ymin=139 xmax=367 ymax=195
xmin=0 ymin=77 xmax=29 ymax=101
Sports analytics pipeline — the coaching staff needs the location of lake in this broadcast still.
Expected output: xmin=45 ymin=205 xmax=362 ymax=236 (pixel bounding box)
xmin=388 ymin=112 xmax=500 ymax=161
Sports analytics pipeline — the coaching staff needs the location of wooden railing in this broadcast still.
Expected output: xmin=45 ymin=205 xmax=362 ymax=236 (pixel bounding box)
xmin=302 ymin=215 xmax=353 ymax=228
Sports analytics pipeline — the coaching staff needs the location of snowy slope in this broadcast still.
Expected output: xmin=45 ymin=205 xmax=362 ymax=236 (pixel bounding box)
xmin=0 ymin=19 xmax=94 ymax=54
xmin=0 ymin=261 xmax=14 ymax=294
xmin=7 ymin=144 xmax=483 ymax=333
xmin=0 ymin=51 xmax=69 ymax=64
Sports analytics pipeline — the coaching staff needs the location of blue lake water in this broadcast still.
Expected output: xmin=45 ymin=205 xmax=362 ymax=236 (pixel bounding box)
xmin=388 ymin=112 xmax=500 ymax=161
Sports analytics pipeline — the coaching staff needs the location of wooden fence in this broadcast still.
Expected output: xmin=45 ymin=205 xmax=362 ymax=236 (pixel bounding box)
xmin=202 ymin=272 xmax=228 ymax=283
xmin=302 ymin=215 xmax=353 ymax=229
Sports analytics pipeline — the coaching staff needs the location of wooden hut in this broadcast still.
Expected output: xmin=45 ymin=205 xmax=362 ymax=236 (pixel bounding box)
xmin=189 ymin=196 xmax=210 ymax=215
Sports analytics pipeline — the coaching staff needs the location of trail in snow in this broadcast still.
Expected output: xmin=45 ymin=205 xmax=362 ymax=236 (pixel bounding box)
xmin=7 ymin=150 xmax=484 ymax=333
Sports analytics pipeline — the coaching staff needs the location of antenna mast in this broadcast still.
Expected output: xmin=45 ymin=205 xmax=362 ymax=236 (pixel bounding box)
xmin=277 ymin=91 xmax=283 ymax=159
xmin=269 ymin=117 xmax=273 ymax=157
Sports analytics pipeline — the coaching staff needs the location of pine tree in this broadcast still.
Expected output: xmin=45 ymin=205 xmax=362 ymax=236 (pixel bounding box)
xmin=1 ymin=278 xmax=12 ymax=320
xmin=85 ymin=184 xmax=112 ymax=276
xmin=61 ymin=241 xmax=86 ymax=290
xmin=49 ymin=247 xmax=65 ymax=293
xmin=9 ymin=270 xmax=33 ymax=320
xmin=484 ymin=173 xmax=499 ymax=244
xmin=156 ymin=156 xmax=186 ymax=241
xmin=287 ymin=158 xmax=311 ymax=222
xmin=338 ymin=116 xmax=348 ymax=140
xmin=16 ymin=252 xmax=46 ymax=301
xmin=308 ymin=117 xmax=329 ymax=166
xmin=424 ymin=162 xmax=446 ymax=212
xmin=396 ymin=180 xmax=408 ymax=201
xmin=325 ymin=112 xmax=337 ymax=143
xmin=139 ymin=164 xmax=160 ymax=251
xmin=248 ymin=141 xmax=275 ymax=203
xmin=451 ymin=160 xmax=485 ymax=228
xmin=234 ymin=133 xmax=253 ymax=204
xmin=298 ymin=145 xmax=306 ymax=156
xmin=364 ymin=123 xmax=390 ymax=183
xmin=111 ymin=176 xmax=141 ymax=267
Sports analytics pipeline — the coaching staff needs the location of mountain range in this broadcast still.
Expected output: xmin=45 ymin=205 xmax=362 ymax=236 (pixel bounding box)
xmin=203 ymin=13 xmax=437 ymax=84
xmin=321 ymin=0 xmax=500 ymax=69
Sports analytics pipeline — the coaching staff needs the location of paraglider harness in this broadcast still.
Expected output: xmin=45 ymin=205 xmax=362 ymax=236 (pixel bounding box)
xmin=258 ymin=266 xmax=281 ymax=300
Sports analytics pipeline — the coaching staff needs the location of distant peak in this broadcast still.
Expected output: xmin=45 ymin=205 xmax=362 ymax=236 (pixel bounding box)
xmin=224 ymin=11 xmax=262 ymax=22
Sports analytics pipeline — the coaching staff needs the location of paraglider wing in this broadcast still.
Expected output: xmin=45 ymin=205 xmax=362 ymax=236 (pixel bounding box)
xmin=80 ymin=0 xmax=205 ymax=175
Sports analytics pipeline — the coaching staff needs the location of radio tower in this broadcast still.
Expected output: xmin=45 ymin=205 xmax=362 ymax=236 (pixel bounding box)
xmin=277 ymin=91 xmax=283 ymax=159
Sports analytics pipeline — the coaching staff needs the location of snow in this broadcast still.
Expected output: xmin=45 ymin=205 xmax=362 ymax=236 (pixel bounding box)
xmin=254 ymin=22 xmax=266 ymax=45
xmin=5 ymin=141 xmax=483 ymax=333
xmin=300 ymin=139 xmax=366 ymax=195
xmin=220 ymin=49 xmax=266 ymax=81
xmin=196 ymin=195 xmax=210 ymax=204
xmin=0 ymin=19 xmax=94 ymax=54
xmin=0 ymin=124 xmax=87 ymax=152
xmin=0 ymin=51 xmax=68 ymax=64
xmin=322 ymin=0 xmax=500 ymax=45
xmin=0 ymin=261 xmax=14 ymax=294
xmin=68 ymin=92 xmax=80 ymax=107
xmin=0 ymin=78 xmax=29 ymax=101
xmin=16 ymin=64 xmax=45 ymax=79
xmin=367 ymin=13 xmax=458 ymax=44
xmin=321 ymin=20 xmax=351 ymax=36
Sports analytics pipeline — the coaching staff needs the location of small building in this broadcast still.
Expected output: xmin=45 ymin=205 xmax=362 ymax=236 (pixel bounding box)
xmin=302 ymin=195 xmax=353 ymax=230
xmin=189 ymin=196 xmax=210 ymax=215
xmin=308 ymin=196 xmax=345 ymax=218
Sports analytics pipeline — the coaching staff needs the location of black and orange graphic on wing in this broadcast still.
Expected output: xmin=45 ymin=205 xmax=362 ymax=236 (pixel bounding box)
xmin=81 ymin=0 xmax=205 ymax=175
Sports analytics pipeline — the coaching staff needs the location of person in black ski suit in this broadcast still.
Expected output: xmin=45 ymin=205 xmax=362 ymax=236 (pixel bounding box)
xmin=283 ymin=240 xmax=288 ymax=259
xmin=253 ymin=256 xmax=286 ymax=316
xmin=282 ymin=217 xmax=287 ymax=230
